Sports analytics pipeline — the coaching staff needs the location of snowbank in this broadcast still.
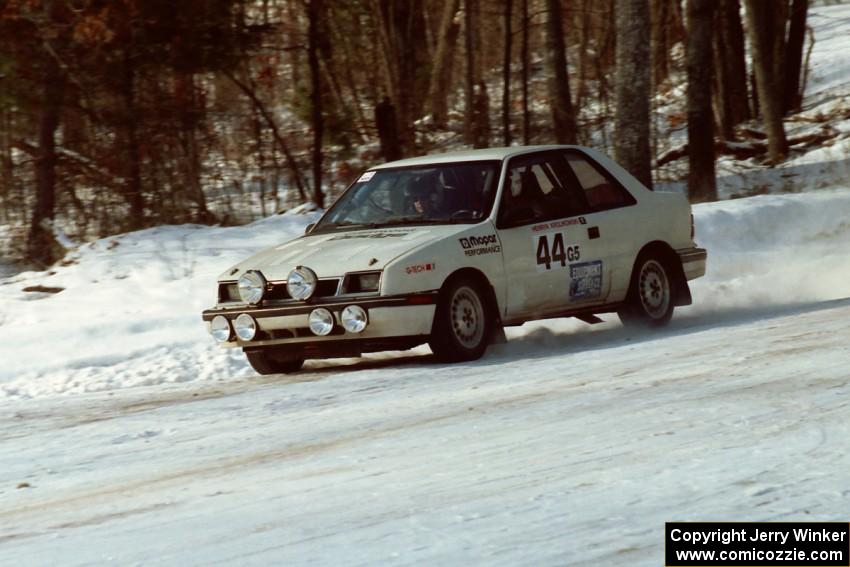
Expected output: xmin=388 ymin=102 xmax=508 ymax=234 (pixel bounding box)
xmin=2 ymin=188 xmax=849 ymax=399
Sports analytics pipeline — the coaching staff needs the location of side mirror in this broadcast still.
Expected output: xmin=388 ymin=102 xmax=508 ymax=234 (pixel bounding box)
xmin=304 ymin=223 xmax=315 ymax=235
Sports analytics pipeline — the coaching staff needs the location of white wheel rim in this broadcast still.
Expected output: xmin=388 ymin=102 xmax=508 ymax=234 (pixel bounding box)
xmin=450 ymin=286 xmax=485 ymax=349
xmin=638 ymin=260 xmax=670 ymax=319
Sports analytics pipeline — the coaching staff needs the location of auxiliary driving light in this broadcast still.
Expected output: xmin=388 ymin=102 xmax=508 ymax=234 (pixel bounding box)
xmin=341 ymin=305 xmax=368 ymax=333
xmin=210 ymin=315 xmax=232 ymax=342
xmin=234 ymin=313 xmax=258 ymax=341
xmin=287 ymin=266 xmax=318 ymax=301
xmin=238 ymin=270 xmax=266 ymax=305
xmin=308 ymin=308 xmax=334 ymax=336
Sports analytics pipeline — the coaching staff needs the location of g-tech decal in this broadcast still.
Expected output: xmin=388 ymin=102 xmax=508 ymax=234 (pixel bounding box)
xmin=569 ymin=260 xmax=603 ymax=299
xmin=459 ymin=234 xmax=501 ymax=257
xmin=406 ymin=263 xmax=435 ymax=275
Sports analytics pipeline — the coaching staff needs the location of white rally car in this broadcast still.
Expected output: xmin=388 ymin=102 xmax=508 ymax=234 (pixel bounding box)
xmin=202 ymin=145 xmax=706 ymax=374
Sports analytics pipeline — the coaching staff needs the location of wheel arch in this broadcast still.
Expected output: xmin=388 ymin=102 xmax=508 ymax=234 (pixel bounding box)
xmin=632 ymin=240 xmax=692 ymax=307
xmin=439 ymin=267 xmax=503 ymax=325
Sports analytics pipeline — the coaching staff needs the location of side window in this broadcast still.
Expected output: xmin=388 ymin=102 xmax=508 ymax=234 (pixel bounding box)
xmin=499 ymin=153 xmax=588 ymax=227
xmin=564 ymin=152 xmax=636 ymax=211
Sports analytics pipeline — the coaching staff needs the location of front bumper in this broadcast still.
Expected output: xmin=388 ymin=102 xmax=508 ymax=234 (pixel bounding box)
xmin=677 ymin=247 xmax=707 ymax=280
xmin=201 ymin=291 xmax=438 ymax=350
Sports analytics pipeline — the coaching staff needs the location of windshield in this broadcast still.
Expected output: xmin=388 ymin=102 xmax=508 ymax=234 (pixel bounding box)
xmin=314 ymin=161 xmax=501 ymax=232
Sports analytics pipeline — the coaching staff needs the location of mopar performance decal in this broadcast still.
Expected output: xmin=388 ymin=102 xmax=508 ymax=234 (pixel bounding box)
xmin=459 ymin=234 xmax=501 ymax=257
xmin=569 ymin=260 xmax=603 ymax=299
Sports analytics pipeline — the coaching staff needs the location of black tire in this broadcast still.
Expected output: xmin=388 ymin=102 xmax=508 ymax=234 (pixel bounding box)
xmin=618 ymin=254 xmax=675 ymax=328
xmin=429 ymin=277 xmax=492 ymax=362
xmin=244 ymin=348 xmax=304 ymax=375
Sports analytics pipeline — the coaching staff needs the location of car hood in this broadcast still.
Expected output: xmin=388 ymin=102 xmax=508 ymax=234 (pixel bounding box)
xmin=219 ymin=224 xmax=472 ymax=281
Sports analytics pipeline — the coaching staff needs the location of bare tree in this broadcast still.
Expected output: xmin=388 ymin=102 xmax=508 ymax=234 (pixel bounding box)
xmin=428 ymin=0 xmax=461 ymax=128
xmin=744 ymin=0 xmax=788 ymax=163
xmin=614 ymin=0 xmax=652 ymax=188
xmin=502 ymin=0 xmax=513 ymax=146
xmin=307 ymin=0 xmax=325 ymax=208
xmin=713 ymin=0 xmax=750 ymax=140
xmin=784 ymin=0 xmax=809 ymax=113
xmin=687 ymin=0 xmax=717 ymax=202
xmin=545 ymin=0 xmax=577 ymax=144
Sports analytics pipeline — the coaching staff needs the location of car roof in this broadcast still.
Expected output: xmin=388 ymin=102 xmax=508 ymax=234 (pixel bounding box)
xmin=369 ymin=145 xmax=584 ymax=170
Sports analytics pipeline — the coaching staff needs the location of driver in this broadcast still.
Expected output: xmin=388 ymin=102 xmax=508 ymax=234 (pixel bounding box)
xmin=410 ymin=174 xmax=442 ymax=218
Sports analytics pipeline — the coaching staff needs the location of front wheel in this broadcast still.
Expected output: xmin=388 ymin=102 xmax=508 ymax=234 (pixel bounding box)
xmin=429 ymin=278 xmax=492 ymax=362
xmin=244 ymin=348 xmax=304 ymax=375
xmin=618 ymin=255 xmax=674 ymax=328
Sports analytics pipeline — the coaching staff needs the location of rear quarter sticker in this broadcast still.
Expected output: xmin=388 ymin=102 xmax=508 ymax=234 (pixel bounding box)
xmin=569 ymin=260 xmax=603 ymax=299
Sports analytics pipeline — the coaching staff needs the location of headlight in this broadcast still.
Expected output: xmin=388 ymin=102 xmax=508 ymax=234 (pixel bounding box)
xmin=287 ymin=266 xmax=318 ymax=300
xmin=210 ymin=315 xmax=232 ymax=342
xmin=308 ymin=308 xmax=334 ymax=336
xmin=346 ymin=271 xmax=381 ymax=293
xmin=341 ymin=305 xmax=368 ymax=333
xmin=234 ymin=313 xmax=258 ymax=341
xmin=238 ymin=271 xmax=266 ymax=304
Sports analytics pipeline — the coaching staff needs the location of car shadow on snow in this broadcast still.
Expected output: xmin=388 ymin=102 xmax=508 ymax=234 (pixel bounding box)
xmin=296 ymin=296 xmax=850 ymax=376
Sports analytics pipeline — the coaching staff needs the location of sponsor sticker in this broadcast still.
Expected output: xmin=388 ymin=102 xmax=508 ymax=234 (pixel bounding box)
xmin=459 ymin=234 xmax=501 ymax=257
xmin=531 ymin=216 xmax=587 ymax=232
xmin=406 ymin=263 xmax=435 ymax=275
xmin=569 ymin=260 xmax=603 ymax=299
xmin=329 ymin=230 xmax=409 ymax=240
xmin=357 ymin=171 xmax=376 ymax=183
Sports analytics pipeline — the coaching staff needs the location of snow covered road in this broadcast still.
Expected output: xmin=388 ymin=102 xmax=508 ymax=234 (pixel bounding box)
xmin=2 ymin=293 xmax=849 ymax=566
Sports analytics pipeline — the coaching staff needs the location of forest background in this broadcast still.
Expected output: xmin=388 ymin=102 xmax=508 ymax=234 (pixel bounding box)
xmin=0 ymin=0 xmax=826 ymax=267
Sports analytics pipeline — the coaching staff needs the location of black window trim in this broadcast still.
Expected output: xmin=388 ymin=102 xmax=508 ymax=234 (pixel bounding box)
xmin=561 ymin=148 xmax=638 ymax=213
xmin=496 ymin=149 xmax=592 ymax=229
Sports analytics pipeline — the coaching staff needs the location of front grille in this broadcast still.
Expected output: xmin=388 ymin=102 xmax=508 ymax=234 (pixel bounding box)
xmin=218 ymin=278 xmax=340 ymax=304
xmin=265 ymin=278 xmax=340 ymax=302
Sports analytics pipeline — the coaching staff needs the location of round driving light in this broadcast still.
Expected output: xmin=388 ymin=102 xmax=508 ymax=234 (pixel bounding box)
xmin=341 ymin=305 xmax=368 ymax=333
xmin=234 ymin=313 xmax=258 ymax=341
xmin=287 ymin=266 xmax=318 ymax=301
xmin=210 ymin=315 xmax=232 ymax=342
xmin=308 ymin=308 xmax=334 ymax=336
xmin=238 ymin=270 xmax=266 ymax=305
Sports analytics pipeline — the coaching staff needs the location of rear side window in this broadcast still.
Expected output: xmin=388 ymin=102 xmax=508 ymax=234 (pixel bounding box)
xmin=564 ymin=152 xmax=636 ymax=211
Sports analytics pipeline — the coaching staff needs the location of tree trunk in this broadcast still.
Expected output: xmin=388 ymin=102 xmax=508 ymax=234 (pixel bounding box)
xmin=121 ymin=54 xmax=145 ymax=228
xmin=463 ymin=0 xmax=481 ymax=145
xmin=521 ymin=0 xmax=530 ymax=145
xmin=687 ymin=0 xmax=717 ymax=202
xmin=27 ymin=55 xmax=65 ymax=267
xmin=744 ymin=0 xmax=788 ymax=163
xmin=428 ymin=0 xmax=461 ymax=128
xmin=307 ymin=0 xmax=325 ymax=208
xmin=784 ymin=0 xmax=808 ymax=113
xmin=502 ymin=0 xmax=513 ymax=146
xmin=713 ymin=0 xmax=750 ymax=140
xmin=650 ymin=0 xmax=670 ymax=86
xmin=613 ymin=0 xmax=652 ymax=189
xmin=545 ymin=0 xmax=577 ymax=144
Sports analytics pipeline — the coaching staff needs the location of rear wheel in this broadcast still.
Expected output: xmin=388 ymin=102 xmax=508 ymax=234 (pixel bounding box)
xmin=618 ymin=255 xmax=674 ymax=328
xmin=244 ymin=348 xmax=304 ymax=375
xmin=429 ymin=277 xmax=492 ymax=362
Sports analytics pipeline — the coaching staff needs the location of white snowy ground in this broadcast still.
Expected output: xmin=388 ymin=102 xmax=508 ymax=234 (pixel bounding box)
xmin=3 ymin=4 xmax=850 ymax=564
xmin=1 ymin=186 xmax=849 ymax=566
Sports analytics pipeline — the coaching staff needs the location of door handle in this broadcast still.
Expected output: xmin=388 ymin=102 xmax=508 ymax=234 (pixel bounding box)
xmin=588 ymin=226 xmax=600 ymax=239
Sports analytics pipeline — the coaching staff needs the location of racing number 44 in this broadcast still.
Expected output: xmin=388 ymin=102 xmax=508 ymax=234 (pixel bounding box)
xmin=536 ymin=233 xmax=580 ymax=270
